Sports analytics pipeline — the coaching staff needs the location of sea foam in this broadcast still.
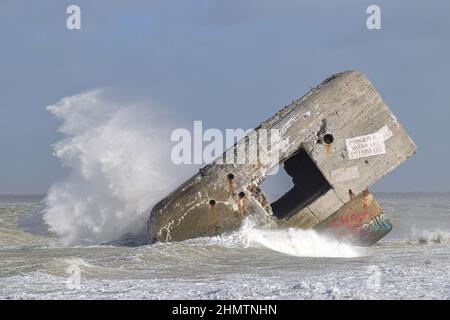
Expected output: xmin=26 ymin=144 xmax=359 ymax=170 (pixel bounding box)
xmin=43 ymin=90 xmax=188 ymax=245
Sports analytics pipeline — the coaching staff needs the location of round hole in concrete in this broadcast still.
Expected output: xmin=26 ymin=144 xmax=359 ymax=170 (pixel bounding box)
xmin=323 ymin=133 xmax=334 ymax=144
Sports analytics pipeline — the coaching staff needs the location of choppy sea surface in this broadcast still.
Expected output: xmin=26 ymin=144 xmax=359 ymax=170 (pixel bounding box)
xmin=0 ymin=193 xmax=449 ymax=300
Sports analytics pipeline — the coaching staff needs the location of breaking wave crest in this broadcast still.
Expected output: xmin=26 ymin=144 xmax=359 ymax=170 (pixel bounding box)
xmin=208 ymin=219 xmax=360 ymax=258
xmin=43 ymin=90 xmax=188 ymax=245
xmin=408 ymin=228 xmax=450 ymax=245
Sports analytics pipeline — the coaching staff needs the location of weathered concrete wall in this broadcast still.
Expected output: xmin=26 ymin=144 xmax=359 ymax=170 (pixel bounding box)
xmin=147 ymin=70 xmax=416 ymax=244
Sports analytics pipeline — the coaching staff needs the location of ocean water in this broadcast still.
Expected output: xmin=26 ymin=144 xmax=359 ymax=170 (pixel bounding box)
xmin=0 ymin=193 xmax=449 ymax=300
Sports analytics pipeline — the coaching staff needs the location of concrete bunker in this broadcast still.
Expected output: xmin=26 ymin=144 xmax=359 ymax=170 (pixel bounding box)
xmin=147 ymin=70 xmax=416 ymax=246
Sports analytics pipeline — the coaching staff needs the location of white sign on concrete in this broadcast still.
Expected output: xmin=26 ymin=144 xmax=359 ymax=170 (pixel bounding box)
xmin=346 ymin=132 xmax=386 ymax=160
xmin=377 ymin=125 xmax=393 ymax=141
xmin=331 ymin=166 xmax=360 ymax=182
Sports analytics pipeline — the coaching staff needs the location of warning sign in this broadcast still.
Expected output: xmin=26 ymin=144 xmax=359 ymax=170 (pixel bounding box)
xmin=346 ymin=132 xmax=386 ymax=160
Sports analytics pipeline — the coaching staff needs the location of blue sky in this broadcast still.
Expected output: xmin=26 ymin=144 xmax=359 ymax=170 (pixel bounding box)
xmin=1 ymin=0 xmax=449 ymax=194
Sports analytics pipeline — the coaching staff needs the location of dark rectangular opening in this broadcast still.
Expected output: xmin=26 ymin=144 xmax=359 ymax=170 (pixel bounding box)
xmin=270 ymin=148 xmax=331 ymax=219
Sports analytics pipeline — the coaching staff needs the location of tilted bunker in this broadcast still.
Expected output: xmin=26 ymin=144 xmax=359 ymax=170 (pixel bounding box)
xmin=147 ymin=71 xmax=416 ymax=246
